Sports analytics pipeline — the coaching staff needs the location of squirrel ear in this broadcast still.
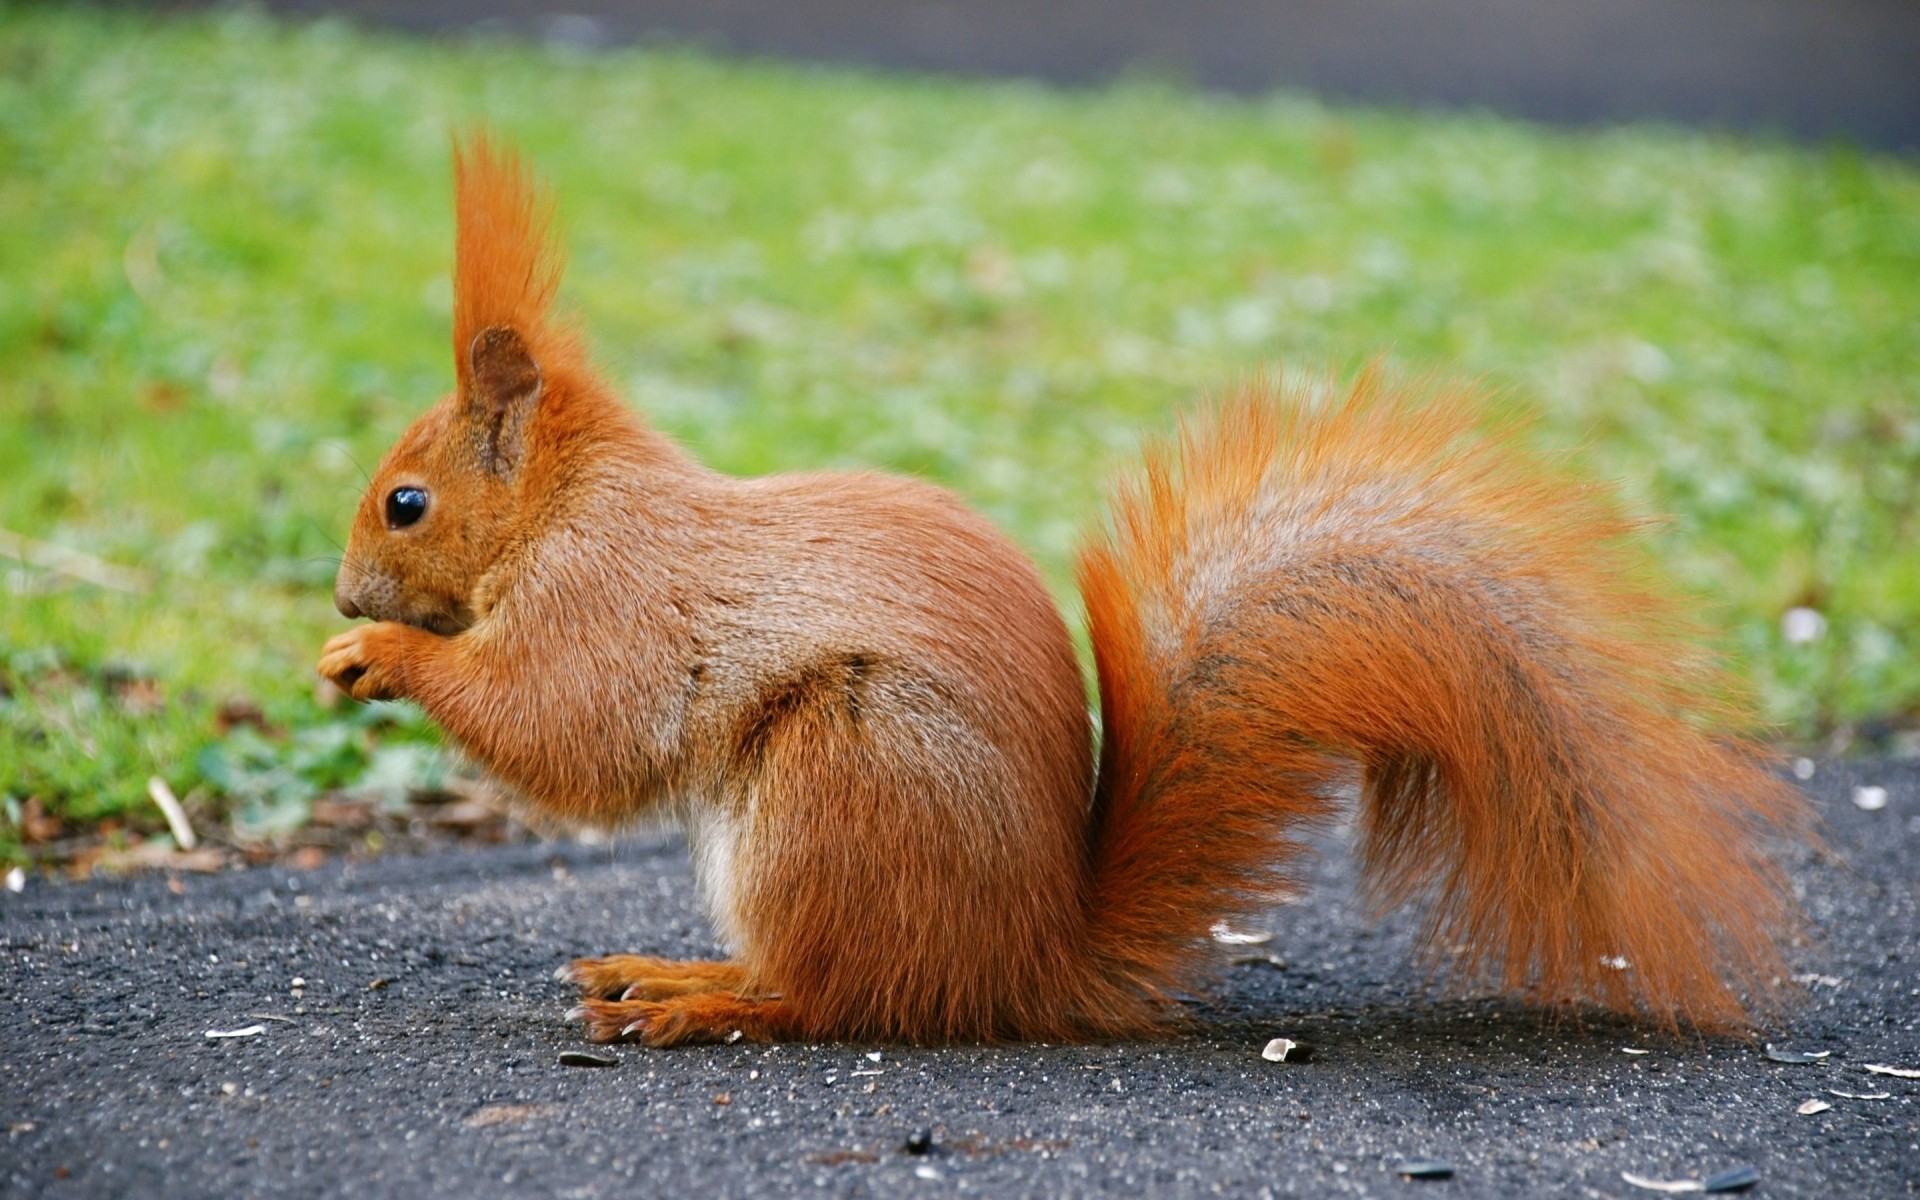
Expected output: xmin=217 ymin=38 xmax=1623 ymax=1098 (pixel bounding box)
xmin=466 ymin=325 xmax=543 ymax=476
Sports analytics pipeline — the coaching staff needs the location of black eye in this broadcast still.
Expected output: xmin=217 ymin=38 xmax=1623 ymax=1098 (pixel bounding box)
xmin=385 ymin=487 xmax=428 ymax=529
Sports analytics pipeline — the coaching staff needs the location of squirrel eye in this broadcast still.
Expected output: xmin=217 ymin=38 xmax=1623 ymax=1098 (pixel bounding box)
xmin=385 ymin=486 xmax=428 ymax=529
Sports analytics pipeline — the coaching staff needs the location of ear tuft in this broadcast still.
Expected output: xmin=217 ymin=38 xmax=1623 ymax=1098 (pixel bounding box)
xmin=452 ymin=130 xmax=566 ymax=394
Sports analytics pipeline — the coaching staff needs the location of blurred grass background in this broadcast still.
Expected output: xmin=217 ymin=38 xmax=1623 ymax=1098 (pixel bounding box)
xmin=2 ymin=5 xmax=1917 ymax=860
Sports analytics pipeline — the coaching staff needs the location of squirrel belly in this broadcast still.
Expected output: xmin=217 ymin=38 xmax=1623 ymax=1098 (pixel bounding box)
xmin=321 ymin=134 xmax=1807 ymax=1046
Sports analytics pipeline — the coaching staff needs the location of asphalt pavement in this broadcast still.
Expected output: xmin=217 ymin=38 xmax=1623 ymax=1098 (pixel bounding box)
xmin=4 ymin=760 xmax=1916 ymax=1198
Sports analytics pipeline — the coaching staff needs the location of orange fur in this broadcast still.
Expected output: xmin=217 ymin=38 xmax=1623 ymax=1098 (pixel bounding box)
xmin=562 ymin=955 xmax=747 ymax=1000
xmin=450 ymin=131 xmax=578 ymax=392
xmin=321 ymin=135 xmax=1807 ymax=1047
xmin=1077 ymin=380 xmax=1805 ymax=1031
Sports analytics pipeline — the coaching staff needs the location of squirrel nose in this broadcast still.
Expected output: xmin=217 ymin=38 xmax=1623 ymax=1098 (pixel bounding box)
xmin=335 ymin=589 xmax=363 ymax=620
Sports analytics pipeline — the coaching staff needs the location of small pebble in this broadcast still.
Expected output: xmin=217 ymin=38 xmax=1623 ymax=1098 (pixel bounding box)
xmin=4 ymin=867 xmax=23 ymax=894
xmin=557 ymin=1051 xmax=619 ymax=1068
xmin=903 ymin=1129 xmax=934 ymax=1155
xmin=1851 ymin=786 xmax=1888 ymax=812
xmin=1393 ymin=1159 xmax=1455 ymax=1180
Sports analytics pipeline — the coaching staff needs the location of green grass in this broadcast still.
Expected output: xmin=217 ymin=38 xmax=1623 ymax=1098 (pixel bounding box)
xmin=2 ymin=6 xmax=1917 ymax=858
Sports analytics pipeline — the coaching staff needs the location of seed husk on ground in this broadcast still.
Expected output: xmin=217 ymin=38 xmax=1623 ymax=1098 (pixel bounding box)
xmin=1210 ymin=923 xmax=1272 ymax=945
xmin=1703 ymin=1165 xmax=1761 ymax=1192
xmin=557 ymin=1051 xmax=619 ymax=1068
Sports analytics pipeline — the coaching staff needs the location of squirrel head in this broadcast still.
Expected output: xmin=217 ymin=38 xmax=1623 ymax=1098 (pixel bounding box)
xmin=334 ymin=132 xmax=587 ymax=634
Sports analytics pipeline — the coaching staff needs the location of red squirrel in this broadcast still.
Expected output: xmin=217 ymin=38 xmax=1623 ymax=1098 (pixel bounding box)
xmin=319 ymin=133 xmax=1806 ymax=1047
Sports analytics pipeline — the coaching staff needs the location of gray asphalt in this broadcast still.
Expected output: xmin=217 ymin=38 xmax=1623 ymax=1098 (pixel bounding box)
xmin=4 ymin=760 xmax=1916 ymax=1198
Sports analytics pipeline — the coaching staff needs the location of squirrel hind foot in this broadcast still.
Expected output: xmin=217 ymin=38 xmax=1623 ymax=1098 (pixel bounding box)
xmin=571 ymin=994 xmax=802 ymax=1047
xmin=558 ymin=955 xmax=746 ymax=1001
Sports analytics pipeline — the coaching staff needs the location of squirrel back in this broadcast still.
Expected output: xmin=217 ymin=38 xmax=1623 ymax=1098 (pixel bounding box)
xmin=323 ymin=135 xmax=1806 ymax=1044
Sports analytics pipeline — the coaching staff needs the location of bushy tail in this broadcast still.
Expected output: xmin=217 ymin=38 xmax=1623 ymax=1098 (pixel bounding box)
xmin=1075 ymin=374 xmax=1806 ymax=1031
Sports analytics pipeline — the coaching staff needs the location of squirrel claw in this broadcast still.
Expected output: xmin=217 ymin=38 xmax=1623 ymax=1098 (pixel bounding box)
xmin=567 ymin=998 xmax=657 ymax=1043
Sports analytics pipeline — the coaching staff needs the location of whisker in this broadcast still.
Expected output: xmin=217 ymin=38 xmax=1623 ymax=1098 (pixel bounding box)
xmin=311 ymin=524 xmax=347 ymax=555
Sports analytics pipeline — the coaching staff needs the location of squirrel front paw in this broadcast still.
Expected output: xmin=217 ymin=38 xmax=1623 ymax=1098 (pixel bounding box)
xmin=318 ymin=622 xmax=419 ymax=702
